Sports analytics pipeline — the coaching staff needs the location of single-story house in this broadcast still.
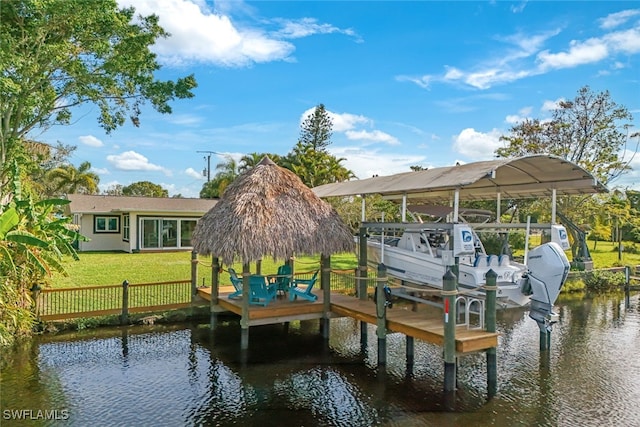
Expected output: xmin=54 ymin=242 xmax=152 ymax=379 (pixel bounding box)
xmin=65 ymin=194 xmax=218 ymax=252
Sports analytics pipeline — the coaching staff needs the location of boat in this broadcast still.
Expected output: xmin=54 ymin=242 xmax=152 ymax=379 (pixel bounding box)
xmin=364 ymin=212 xmax=571 ymax=330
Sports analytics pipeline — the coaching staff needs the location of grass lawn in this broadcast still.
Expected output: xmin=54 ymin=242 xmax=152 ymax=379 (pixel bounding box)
xmin=51 ymin=251 xmax=359 ymax=288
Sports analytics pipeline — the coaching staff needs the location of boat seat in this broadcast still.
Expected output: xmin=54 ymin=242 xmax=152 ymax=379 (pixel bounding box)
xmin=499 ymin=255 xmax=511 ymax=266
xmin=474 ymin=254 xmax=488 ymax=267
xmin=487 ymin=255 xmax=499 ymax=267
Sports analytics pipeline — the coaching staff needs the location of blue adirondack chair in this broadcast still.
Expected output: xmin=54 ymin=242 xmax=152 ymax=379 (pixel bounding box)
xmin=249 ymin=275 xmax=277 ymax=306
xmin=273 ymin=264 xmax=292 ymax=295
xmin=227 ymin=268 xmax=243 ymax=299
xmin=289 ymin=270 xmax=319 ymax=302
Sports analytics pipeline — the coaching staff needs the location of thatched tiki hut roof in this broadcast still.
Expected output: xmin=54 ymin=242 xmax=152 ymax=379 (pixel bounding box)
xmin=192 ymin=157 xmax=354 ymax=265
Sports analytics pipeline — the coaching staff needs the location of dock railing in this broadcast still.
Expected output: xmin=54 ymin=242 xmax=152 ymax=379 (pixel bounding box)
xmin=35 ymin=280 xmax=192 ymax=321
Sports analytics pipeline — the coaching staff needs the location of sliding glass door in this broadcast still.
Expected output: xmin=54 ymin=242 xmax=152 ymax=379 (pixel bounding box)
xmin=140 ymin=218 xmax=197 ymax=250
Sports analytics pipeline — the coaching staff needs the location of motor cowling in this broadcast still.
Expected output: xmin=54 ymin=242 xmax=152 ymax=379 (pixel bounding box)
xmin=527 ymin=242 xmax=570 ymax=305
xmin=525 ymin=242 xmax=570 ymax=331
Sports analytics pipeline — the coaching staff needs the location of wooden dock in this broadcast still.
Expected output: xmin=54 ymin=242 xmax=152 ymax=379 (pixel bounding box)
xmin=197 ymin=287 xmax=498 ymax=354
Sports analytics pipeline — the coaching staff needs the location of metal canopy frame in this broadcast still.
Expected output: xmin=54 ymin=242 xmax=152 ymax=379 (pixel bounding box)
xmin=313 ymin=155 xmax=608 ymax=205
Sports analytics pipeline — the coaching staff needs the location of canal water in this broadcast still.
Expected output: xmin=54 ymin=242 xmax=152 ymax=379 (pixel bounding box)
xmin=1 ymin=293 xmax=639 ymax=427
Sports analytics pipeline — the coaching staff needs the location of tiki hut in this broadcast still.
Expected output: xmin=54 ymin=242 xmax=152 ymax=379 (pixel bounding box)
xmin=192 ymin=157 xmax=355 ymax=266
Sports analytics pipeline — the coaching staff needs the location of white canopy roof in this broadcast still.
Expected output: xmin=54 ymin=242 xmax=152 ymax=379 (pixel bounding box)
xmin=313 ymin=155 xmax=607 ymax=204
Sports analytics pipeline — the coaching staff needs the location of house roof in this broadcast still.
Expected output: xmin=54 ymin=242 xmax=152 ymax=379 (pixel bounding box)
xmin=66 ymin=194 xmax=218 ymax=215
xmin=312 ymin=155 xmax=608 ymax=204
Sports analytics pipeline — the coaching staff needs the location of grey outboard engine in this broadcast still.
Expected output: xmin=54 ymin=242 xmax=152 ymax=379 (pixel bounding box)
xmin=524 ymin=242 xmax=570 ymax=332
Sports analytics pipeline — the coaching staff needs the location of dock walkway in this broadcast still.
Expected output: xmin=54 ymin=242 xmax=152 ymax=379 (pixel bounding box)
xmin=198 ymin=287 xmax=498 ymax=354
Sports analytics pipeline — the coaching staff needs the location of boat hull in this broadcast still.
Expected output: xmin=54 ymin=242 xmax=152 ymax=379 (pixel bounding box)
xmin=366 ymin=241 xmax=530 ymax=308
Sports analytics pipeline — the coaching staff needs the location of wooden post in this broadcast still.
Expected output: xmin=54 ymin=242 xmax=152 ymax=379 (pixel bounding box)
xmin=485 ymin=269 xmax=498 ymax=398
xmin=321 ymin=254 xmax=331 ymax=340
xmin=120 ymin=280 xmax=129 ymax=325
xmin=442 ymin=269 xmax=457 ymax=392
xmin=30 ymin=284 xmax=41 ymax=320
xmin=376 ymin=263 xmax=388 ymax=366
xmin=625 ymin=265 xmax=631 ymax=309
xmin=256 ymin=259 xmax=262 ymax=275
xmin=358 ymin=226 xmax=368 ymax=300
xmin=190 ymin=250 xmax=198 ymax=302
xmin=240 ymin=262 xmax=251 ymax=350
xmin=211 ymin=257 xmax=220 ymax=328
xmin=358 ymin=226 xmax=369 ymax=348
xmin=406 ymin=336 xmax=414 ymax=370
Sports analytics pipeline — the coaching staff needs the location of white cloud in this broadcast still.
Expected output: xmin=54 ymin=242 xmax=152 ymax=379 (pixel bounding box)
xmin=78 ymin=135 xmax=104 ymax=147
xmin=167 ymin=114 xmax=204 ymax=126
xmin=599 ymin=9 xmax=640 ymax=30
xmin=538 ymin=38 xmax=609 ymax=70
xmin=604 ymin=27 xmax=640 ymax=55
xmin=185 ymin=167 xmax=205 ymax=180
xmin=274 ymin=17 xmax=359 ymax=40
xmin=92 ymin=167 xmax=110 ymax=175
xmin=106 ymin=151 xmax=172 ymax=176
xmin=345 ymin=130 xmax=399 ymax=145
xmin=510 ymin=1 xmax=528 ymax=14
xmin=300 ymin=107 xmax=371 ymax=132
xmin=118 ymin=0 xmax=294 ymax=67
xmin=452 ymin=128 xmax=503 ymax=160
xmin=330 ymin=146 xmax=425 ymax=180
xmin=395 ymin=74 xmax=432 ymax=89
xmin=397 ymin=14 xmax=640 ymax=90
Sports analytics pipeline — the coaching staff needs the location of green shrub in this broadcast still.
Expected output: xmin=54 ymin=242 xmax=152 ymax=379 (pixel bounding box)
xmin=581 ymin=270 xmax=626 ymax=293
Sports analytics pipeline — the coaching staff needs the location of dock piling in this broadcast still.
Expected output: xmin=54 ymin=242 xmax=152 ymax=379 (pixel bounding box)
xmin=485 ymin=269 xmax=498 ymax=398
xmin=210 ymin=257 xmax=220 ymax=329
xmin=358 ymin=226 xmax=369 ymax=348
xmin=376 ymin=263 xmax=388 ymax=366
xmin=120 ymin=280 xmax=129 ymax=325
xmin=443 ymin=269 xmax=457 ymax=392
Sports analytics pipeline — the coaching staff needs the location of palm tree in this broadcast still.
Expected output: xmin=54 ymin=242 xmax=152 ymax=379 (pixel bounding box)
xmin=239 ymin=152 xmax=281 ymax=173
xmin=47 ymin=161 xmax=100 ymax=195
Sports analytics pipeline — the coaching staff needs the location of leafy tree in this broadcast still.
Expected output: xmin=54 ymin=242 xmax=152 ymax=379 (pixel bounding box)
xmin=299 ymin=104 xmax=333 ymax=152
xmin=284 ymin=142 xmax=355 ymax=188
xmin=29 ymin=142 xmax=77 ymax=197
xmin=496 ymin=86 xmax=635 ymax=185
xmin=0 ymin=185 xmax=84 ymax=346
xmin=329 ymin=194 xmax=400 ymax=232
xmin=104 ymin=184 xmax=124 ymax=196
xmin=0 ymin=0 xmax=197 ymax=199
xmin=199 ymin=155 xmax=239 ymax=198
xmin=47 ymin=161 xmax=100 ymax=196
xmin=284 ymin=105 xmax=354 ymax=188
xmin=495 ymin=86 xmax=636 ymax=245
xmin=122 ymin=181 xmax=168 ymax=198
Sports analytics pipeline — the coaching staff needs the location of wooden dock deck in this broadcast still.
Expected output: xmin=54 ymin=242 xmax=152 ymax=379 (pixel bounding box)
xmin=198 ymin=287 xmax=498 ymax=354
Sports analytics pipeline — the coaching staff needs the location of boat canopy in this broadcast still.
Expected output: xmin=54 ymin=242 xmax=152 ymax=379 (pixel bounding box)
xmin=312 ymin=155 xmax=608 ymax=204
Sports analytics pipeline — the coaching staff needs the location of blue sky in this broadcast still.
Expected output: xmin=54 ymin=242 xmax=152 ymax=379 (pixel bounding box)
xmin=39 ymin=1 xmax=640 ymax=197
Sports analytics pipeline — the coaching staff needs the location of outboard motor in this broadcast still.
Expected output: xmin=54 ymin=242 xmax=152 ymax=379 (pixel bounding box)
xmin=524 ymin=242 xmax=570 ymax=332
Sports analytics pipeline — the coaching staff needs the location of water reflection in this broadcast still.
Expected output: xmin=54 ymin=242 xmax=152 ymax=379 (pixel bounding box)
xmin=1 ymin=293 xmax=639 ymax=426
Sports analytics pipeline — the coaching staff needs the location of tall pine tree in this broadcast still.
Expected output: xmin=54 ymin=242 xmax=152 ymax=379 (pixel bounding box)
xmin=299 ymin=104 xmax=333 ymax=152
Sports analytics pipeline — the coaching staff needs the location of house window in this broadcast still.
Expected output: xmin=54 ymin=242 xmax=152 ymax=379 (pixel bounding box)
xmin=95 ymin=216 xmax=120 ymax=233
xmin=123 ymin=214 xmax=130 ymax=241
